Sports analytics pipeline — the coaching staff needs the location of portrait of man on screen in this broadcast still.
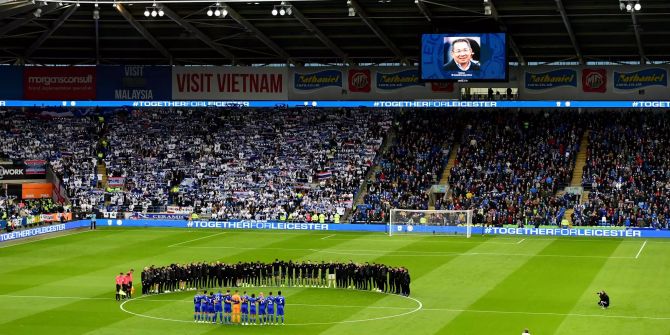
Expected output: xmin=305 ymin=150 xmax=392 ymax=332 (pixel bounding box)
xmin=443 ymin=37 xmax=481 ymax=73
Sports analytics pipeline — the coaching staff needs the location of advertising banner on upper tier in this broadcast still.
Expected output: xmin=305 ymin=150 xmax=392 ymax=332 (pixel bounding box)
xmin=96 ymin=65 xmax=171 ymax=100
xmin=172 ymin=66 xmax=288 ymax=100
xmin=0 ymin=66 xmax=24 ymax=99
xmin=24 ymin=66 xmax=96 ymax=99
xmin=288 ymin=67 xmax=458 ymax=100
xmin=519 ymin=66 xmax=670 ymax=100
xmin=613 ymin=68 xmax=667 ymax=90
xmin=524 ymin=68 xmax=578 ymax=91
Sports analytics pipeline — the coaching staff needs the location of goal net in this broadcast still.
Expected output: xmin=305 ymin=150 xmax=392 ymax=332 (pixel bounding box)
xmin=388 ymin=209 xmax=473 ymax=237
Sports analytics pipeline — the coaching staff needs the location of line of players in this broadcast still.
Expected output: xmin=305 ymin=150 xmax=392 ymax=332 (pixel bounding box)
xmin=194 ymin=289 xmax=285 ymax=325
xmin=142 ymin=259 xmax=411 ymax=296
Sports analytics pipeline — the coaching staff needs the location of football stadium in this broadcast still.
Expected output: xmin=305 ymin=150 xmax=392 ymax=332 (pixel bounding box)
xmin=2 ymin=1 xmax=670 ymax=334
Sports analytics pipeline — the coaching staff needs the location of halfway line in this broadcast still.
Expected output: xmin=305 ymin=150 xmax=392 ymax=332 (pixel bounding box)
xmin=167 ymin=232 xmax=226 ymax=248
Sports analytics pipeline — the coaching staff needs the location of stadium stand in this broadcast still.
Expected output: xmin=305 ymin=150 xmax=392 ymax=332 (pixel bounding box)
xmin=353 ymin=110 xmax=456 ymax=223
xmin=1 ymin=108 xmax=669 ymax=229
xmin=103 ymin=108 xmax=392 ymax=221
xmin=445 ymin=110 xmax=584 ymax=227
xmin=0 ymin=111 xmax=99 ymax=217
xmin=578 ymin=112 xmax=670 ymax=228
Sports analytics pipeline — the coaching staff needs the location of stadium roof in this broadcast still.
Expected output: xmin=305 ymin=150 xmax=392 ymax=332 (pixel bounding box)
xmin=0 ymin=0 xmax=669 ymax=66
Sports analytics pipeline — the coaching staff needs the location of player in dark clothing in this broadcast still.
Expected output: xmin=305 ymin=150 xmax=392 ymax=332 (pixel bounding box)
xmin=287 ymin=261 xmax=295 ymax=286
xmin=598 ymin=291 xmax=610 ymax=309
xmin=401 ymin=268 xmax=411 ymax=296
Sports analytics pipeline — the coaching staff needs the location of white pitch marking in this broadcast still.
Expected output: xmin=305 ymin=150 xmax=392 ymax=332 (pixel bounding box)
xmin=119 ymin=288 xmax=423 ymax=326
xmin=517 ymin=238 xmax=526 ymax=244
xmin=419 ymin=307 xmax=670 ymax=321
xmin=5 ymin=294 xmax=669 ymax=322
xmin=635 ymin=240 xmax=648 ymax=259
xmin=167 ymin=232 xmax=226 ymax=248
xmin=321 ymin=234 xmax=336 ymax=240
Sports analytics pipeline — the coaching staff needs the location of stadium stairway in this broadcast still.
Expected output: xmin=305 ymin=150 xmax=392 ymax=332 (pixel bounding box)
xmin=439 ymin=144 xmax=459 ymax=185
xmin=345 ymin=131 xmax=397 ymax=222
xmin=563 ymin=130 xmax=590 ymax=225
xmin=97 ymin=162 xmax=108 ymax=189
xmin=429 ymin=144 xmax=459 ymax=210
xmin=570 ymin=130 xmax=590 ymax=187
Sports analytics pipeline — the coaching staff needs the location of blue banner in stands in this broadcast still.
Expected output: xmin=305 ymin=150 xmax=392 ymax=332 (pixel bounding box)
xmin=0 ymin=221 xmax=88 ymax=243
xmin=3 ymin=220 xmax=670 ymax=242
xmin=96 ymin=65 xmax=171 ymax=100
xmin=2 ymin=99 xmax=670 ymax=108
xmin=0 ymin=66 xmax=24 ymax=99
xmin=103 ymin=219 xmax=382 ymax=231
xmin=479 ymin=226 xmax=670 ymax=238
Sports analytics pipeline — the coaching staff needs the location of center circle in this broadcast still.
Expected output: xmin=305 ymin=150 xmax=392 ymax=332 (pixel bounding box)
xmin=120 ymin=287 xmax=422 ymax=326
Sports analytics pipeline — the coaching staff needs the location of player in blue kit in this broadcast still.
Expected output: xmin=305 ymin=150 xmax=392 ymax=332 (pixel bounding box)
xmin=248 ymin=293 xmax=258 ymax=325
xmin=199 ymin=290 xmax=209 ymax=323
xmin=266 ymin=291 xmax=276 ymax=325
xmin=257 ymin=292 xmax=267 ymax=325
xmin=276 ymin=291 xmax=285 ymax=325
xmin=214 ymin=291 xmax=224 ymax=324
xmin=223 ymin=289 xmax=232 ymax=324
xmin=193 ymin=291 xmax=202 ymax=322
xmin=207 ymin=293 xmax=216 ymax=323
xmin=240 ymin=291 xmax=249 ymax=325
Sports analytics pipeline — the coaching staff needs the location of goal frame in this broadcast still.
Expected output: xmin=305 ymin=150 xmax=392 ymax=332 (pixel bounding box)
xmin=388 ymin=209 xmax=473 ymax=237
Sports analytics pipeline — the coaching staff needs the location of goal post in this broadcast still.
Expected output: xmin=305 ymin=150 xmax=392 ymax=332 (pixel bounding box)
xmin=388 ymin=209 xmax=473 ymax=237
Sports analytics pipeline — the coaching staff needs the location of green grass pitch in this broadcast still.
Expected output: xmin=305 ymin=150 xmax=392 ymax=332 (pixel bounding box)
xmin=1 ymin=227 xmax=669 ymax=334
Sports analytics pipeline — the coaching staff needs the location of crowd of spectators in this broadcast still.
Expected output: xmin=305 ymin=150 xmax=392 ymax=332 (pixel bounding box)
xmin=0 ymin=198 xmax=70 ymax=231
xmin=0 ymin=110 xmax=99 ymax=225
xmin=443 ymin=111 xmax=584 ymax=226
xmin=3 ymin=108 xmax=670 ymax=230
xmin=103 ymin=108 xmax=392 ymax=221
xmin=578 ymin=112 xmax=670 ymax=228
xmin=353 ymin=111 xmax=456 ymax=222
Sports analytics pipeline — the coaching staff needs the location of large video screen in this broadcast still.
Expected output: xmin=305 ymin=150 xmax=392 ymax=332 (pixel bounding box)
xmin=420 ymin=33 xmax=508 ymax=82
